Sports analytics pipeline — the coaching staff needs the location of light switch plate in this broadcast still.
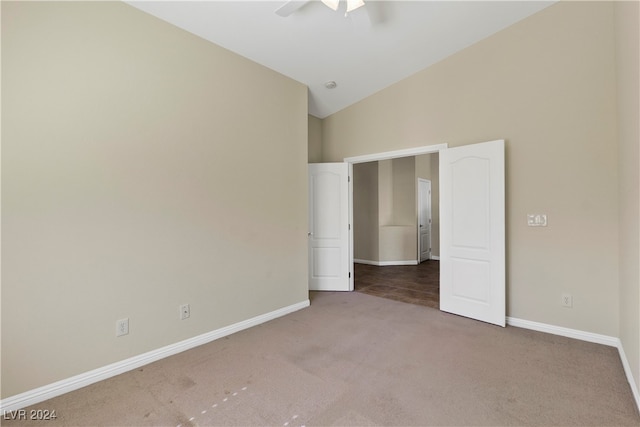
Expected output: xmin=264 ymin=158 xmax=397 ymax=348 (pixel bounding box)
xmin=527 ymin=214 xmax=547 ymax=227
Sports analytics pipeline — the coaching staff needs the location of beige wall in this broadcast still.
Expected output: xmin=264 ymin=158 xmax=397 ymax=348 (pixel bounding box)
xmin=615 ymin=0 xmax=640 ymax=396
xmin=1 ymin=1 xmax=308 ymax=398
xmin=353 ymin=162 xmax=379 ymax=262
xmin=378 ymin=157 xmax=418 ymax=262
xmin=390 ymin=157 xmax=416 ymax=226
xmin=380 ymin=157 xmax=416 ymax=262
xmin=415 ymin=154 xmax=431 ymax=178
xmin=378 ymin=160 xmax=394 ymax=226
xmin=355 ymin=158 xmax=418 ymax=263
xmin=379 ymin=158 xmax=415 ymax=227
xmin=323 ymin=2 xmax=620 ymax=336
xmin=308 ymin=115 xmax=323 ymax=163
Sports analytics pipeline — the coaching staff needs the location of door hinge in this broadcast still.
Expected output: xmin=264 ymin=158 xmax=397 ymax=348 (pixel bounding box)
xmin=348 ymin=224 xmax=351 ymax=230
xmin=349 ymin=272 xmax=351 ymax=278
xmin=348 ymin=176 xmax=351 ymax=182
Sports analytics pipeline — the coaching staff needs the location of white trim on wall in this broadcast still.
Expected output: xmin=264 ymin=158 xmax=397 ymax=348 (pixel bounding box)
xmin=431 ymin=255 xmax=440 ymax=260
xmin=618 ymin=342 xmax=640 ymax=412
xmin=344 ymin=143 xmax=448 ymax=164
xmin=506 ymin=316 xmax=618 ymax=346
xmin=507 ymin=316 xmax=640 ymax=412
xmin=0 ymin=300 xmax=310 ymax=413
xmin=354 ymin=259 xmax=418 ymax=266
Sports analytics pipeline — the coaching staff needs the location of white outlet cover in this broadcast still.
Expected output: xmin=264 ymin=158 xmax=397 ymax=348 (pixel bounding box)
xmin=179 ymin=304 xmax=190 ymax=320
xmin=116 ymin=318 xmax=129 ymax=337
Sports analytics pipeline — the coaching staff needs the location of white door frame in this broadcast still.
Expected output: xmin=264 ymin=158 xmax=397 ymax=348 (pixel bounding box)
xmin=344 ymin=143 xmax=448 ymax=290
xmin=418 ymin=178 xmax=432 ymax=262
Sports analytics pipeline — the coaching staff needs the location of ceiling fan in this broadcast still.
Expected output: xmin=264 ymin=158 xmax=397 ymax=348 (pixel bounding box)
xmin=275 ymin=0 xmax=365 ymax=17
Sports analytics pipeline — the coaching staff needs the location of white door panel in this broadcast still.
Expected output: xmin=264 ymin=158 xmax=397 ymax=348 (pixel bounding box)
xmin=308 ymin=163 xmax=350 ymax=291
xmin=440 ymin=140 xmax=505 ymax=326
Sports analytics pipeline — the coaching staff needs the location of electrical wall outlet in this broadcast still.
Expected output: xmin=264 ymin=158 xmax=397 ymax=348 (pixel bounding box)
xmin=179 ymin=304 xmax=190 ymax=320
xmin=561 ymin=293 xmax=573 ymax=308
xmin=116 ymin=318 xmax=129 ymax=337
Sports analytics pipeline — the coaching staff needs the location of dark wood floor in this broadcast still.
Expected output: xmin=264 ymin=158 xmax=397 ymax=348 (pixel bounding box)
xmin=354 ymin=260 xmax=440 ymax=309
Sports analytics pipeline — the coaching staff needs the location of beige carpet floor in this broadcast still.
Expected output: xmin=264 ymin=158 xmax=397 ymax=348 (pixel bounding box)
xmin=4 ymin=291 xmax=639 ymax=426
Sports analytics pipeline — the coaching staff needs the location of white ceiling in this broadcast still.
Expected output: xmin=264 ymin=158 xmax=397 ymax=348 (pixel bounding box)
xmin=126 ymin=1 xmax=555 ymax=118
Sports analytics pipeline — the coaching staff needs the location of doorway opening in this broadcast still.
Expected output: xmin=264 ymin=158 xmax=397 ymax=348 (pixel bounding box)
xmin=345 ymin=144 xmax=445 ymax=309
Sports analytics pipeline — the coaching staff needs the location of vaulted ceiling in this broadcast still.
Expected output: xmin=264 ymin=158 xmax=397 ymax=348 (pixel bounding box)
xmin=127 ymin=1 xmax=555 ymax=118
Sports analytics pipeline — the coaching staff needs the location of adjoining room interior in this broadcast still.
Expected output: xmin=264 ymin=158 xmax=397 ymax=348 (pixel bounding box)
xmin=352 ymin=154 xmax=442 ymax=309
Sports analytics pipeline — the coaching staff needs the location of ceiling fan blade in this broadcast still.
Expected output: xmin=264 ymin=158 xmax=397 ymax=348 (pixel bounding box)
xmin=275 ymin=1 xmax=310 ymax=17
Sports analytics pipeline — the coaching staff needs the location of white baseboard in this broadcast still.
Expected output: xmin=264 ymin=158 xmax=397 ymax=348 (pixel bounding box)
xmin=354 ymin=259 xmax=418 ymax=266
xmin=617 ymin=340 xmax=640 ymax=412
xmin=354 ymin=259 xmax=378 ymax=265
xmin=506 ymin=317 xmax=618 ymax=347
xmin=0 ymin=299 xmax=310 ymax=413
xmin=507 ymin=316 xmax=640 ymax=413
xmin=430 ymin=255 xmax=440 ymax=260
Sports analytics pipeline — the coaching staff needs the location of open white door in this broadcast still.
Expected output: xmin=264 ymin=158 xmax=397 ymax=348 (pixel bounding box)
xmin=308 ymin=163 xmax=351 ymax=291
xmin=439 ymin=140 xmax=505 ymax=326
